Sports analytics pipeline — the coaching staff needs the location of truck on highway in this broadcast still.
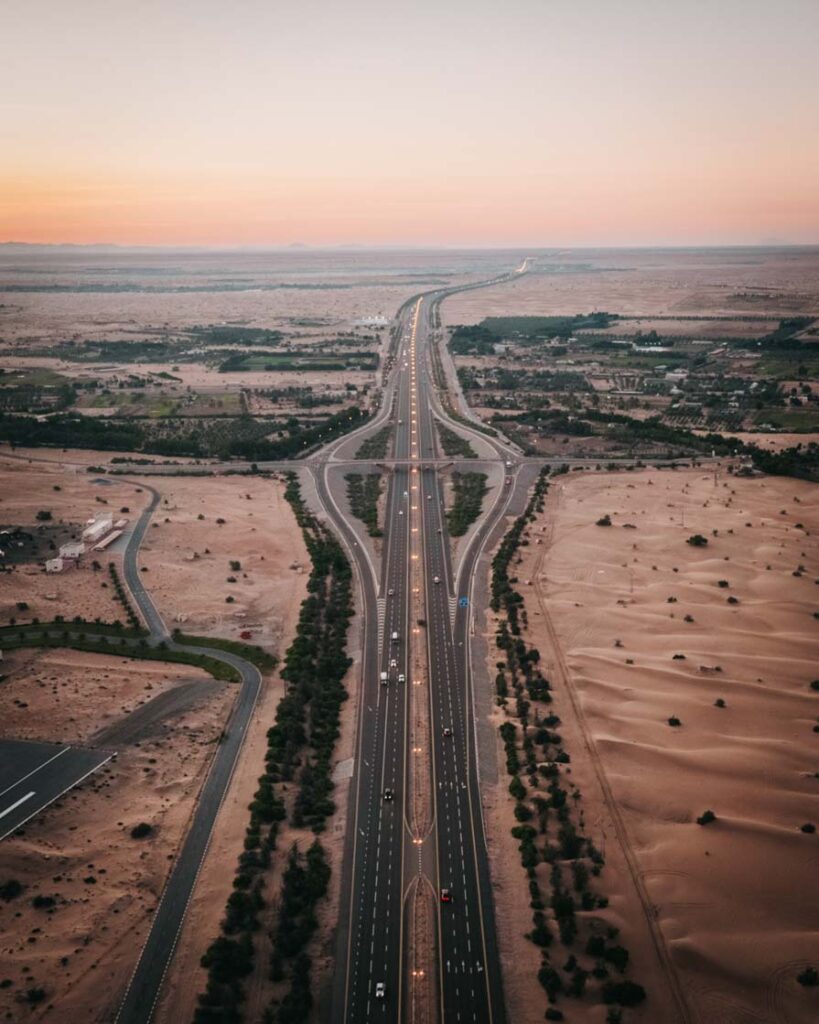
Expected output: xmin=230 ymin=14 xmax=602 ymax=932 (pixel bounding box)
xmin=380 ymin=671 xmax=388 ymax=684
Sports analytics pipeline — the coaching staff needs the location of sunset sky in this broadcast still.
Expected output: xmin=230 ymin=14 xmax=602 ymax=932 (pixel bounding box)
xmin=2 ymin=0 xmax=818 ymax=247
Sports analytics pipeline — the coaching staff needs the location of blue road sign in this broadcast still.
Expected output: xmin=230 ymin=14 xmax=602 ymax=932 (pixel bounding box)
xmin=459 ymin=596 xmax=469 ymax=608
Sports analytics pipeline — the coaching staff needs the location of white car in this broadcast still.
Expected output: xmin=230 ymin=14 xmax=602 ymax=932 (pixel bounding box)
xmin=398 ymin=673 xmax=405 ymax=683
xmin=375 ymin=982 xmax=386 ymax=999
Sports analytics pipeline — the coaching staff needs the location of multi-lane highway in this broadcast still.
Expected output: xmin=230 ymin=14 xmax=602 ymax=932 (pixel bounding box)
xmin=112 ymin=261 xmax=530 ymax=1023
xmin=324 ymin=277 xmax=528 ymax=1023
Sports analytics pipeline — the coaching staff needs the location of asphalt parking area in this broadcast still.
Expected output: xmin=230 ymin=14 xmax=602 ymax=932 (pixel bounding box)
xmin=0 ymin=738 xmax=112 ymax=841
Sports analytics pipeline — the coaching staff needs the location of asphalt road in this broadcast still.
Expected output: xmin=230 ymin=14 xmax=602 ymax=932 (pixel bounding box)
xmin=0 ymin=739 xmax=112 ymax=841
xmin=114 ymin=485 xmax=264 ymax=1024
xmin=321 ymin=280 xmax=523 ymax=1023
xmin=117 ymin=261 xmax=532 ymax=1023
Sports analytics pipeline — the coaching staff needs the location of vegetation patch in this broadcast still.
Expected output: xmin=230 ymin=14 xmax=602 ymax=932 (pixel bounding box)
xmin=490 ymin=468 xmax=646 ymax=1019
xmin=345 ymin=473 xmax=382 ymax=537
xmin=171 ymin=631 xmax=277 ymax=672
xmin=195 ymin=472 xmax=353 ymax=1023
xmin=446 ymin=472 xmax=488 ymax=537
xmin=436 ymin=420 xmax=478 ymax=459
xmin=355 ymin=424 xmax=392 ymax=459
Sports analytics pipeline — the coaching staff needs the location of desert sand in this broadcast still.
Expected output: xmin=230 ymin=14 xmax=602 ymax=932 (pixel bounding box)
xmin=133 ymin=473 xmax=308 ymax=645
xmin=496 ymin=467 xmax=818 ymax=1023
xmin=443 ymin=249 xmax=819 ymax=324
xmin=0 ymin=650 xmax=232 ymax=1021
xmin=0 ymin=458 xmax=150 ymax=626
xmin=154 ymin=601 xmax=362 ymax=1024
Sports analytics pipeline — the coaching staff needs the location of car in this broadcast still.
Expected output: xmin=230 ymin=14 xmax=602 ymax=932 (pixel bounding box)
xmin=443 ymin=727 xmax=453 ymax=737
xmin=384 ymin=789 xmax=394 ymax=801
xmin=388 ymin=588 xmax=394 ymax=596
xmin=389 ymin=657 xmax=397 ymax=668
xmin=398 ymin=673 xmax=405 ymax=683
xmin=398 ymin=510 xmax=404 ymax=516
xmin=427 ymin=494 xmax=432 ymax=499
xmin=437 ymin=527 xmax=442 ymax=533
xmin=391 ymin=631 xmax=399 ymax=642
xmin=375 ymin=981 xmax=386 ymax=999
xmin=440 ymin=888 xmax=453 ymax=902
xmin=433 ymin=576 xmax=440 ymax=584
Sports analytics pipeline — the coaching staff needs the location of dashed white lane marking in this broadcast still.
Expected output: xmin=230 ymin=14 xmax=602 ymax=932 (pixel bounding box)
xmin=0 ymin=790 xmax=35 ymax=820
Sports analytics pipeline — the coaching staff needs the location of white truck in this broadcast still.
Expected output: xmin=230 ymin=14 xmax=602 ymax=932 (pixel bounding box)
xmin=380 ymin=671 xmax=388 ymax=685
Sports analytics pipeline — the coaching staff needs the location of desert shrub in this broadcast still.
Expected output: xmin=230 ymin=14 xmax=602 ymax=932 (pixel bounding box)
xmin=687 ymin=534 xmax=708 ymax=547
xmin=130 ymin=822 xmax=153 ymax=839
xmin=0 ymin=880 xmax=23 ymax=901
xmin=602 ymin=980 xmax=646 ymax=1006
xmin=696 ymin=810 xmax=717 ymax=825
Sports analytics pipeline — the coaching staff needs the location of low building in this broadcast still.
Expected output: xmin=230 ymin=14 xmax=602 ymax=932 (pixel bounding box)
xmin=45 ymin=557 xmax=64 ymax=573
xmin=83 ymin=516 xmax=113 ymax=544
xmin=59 ymin=541 xmax=85 ymax=560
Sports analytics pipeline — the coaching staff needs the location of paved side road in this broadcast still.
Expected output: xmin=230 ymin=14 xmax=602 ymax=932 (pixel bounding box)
xmin=114 ymin=482 xmax=264 ymax=1024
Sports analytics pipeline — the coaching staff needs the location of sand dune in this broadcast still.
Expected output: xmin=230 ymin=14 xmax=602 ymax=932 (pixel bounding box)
xmin=515 ymin=467 xmax=818 ymax=1024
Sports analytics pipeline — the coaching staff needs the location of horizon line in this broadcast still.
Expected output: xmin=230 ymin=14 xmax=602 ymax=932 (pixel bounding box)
xmin=2 ymin=240 xmax=819 ymax=253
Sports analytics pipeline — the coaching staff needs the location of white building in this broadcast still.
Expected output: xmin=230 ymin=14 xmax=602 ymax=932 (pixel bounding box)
xmin=45 ymin=557 xmax=64 ymax=573
xmin=59 ymin=541 xmax=85 ymax=560
xmin=82 ymin=517 xmax=113 ymax=544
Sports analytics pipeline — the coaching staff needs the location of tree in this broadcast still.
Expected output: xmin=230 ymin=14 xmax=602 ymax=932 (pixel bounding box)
xmin=36 ymin=510 xmax=52 ymax=521
xmin=596 ymin=514 xmax=612 ymax=527
xmin=687 ymin=534 xmax=708 ymax=547
xmin=0 ymin=879 xmax=23 ymax=901
xmin=602 ymin=980 xmax=646 ymax=1007
xmin=797 ymin=966 xmax=818 ymax=986
xmin=696 ymin=810 xmax=716 ymax=825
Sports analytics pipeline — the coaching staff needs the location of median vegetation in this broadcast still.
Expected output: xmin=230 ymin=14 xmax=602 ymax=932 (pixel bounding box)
xmin=355 ymin=424 xmax=392 ymax=459
xmin=194 ymin=471 xmax=353 ymax=1023
xmin=446 ymin=471 xmax=488 ymax=537
xmin=345 ymin=472 xmax=382 ymax=537
xmin=491 ymin=468 xmax=646 ymax=1020
xmin=436 ymin=420 xmax=478 ymax=458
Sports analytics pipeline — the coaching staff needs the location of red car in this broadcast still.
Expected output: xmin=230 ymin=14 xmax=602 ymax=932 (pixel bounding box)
xmin=440 ymin=888 xmax=453 ymax=903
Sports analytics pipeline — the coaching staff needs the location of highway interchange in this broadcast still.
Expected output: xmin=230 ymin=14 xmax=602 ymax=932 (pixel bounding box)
xmin=2 ymin=261 xmax=712 ymax=1023
xmin=111 ymin=265 xmax=527 ymax=1024
xmin=322 ymin=278 xmax=531 ymax=1023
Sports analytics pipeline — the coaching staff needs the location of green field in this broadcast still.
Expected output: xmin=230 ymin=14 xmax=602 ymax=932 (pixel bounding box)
xmin=753 ymin=407 xmax=819 ymax=430
xmin=77 ymin=389 xmax=245 ymax=418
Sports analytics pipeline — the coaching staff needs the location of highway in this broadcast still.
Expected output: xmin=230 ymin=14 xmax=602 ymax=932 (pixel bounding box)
xmin=323 ymin=278 xmax=525 ymax=1024
xmin=116 ymin=260 xmax=530 ymax=1023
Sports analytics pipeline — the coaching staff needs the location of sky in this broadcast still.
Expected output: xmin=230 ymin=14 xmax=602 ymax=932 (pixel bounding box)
xmin=2 ymin=0 xmax=818 ymax=247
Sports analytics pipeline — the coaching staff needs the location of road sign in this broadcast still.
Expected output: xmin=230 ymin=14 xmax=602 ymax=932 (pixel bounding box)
xmin=458 ymin=596 xmax=469 ymax=608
